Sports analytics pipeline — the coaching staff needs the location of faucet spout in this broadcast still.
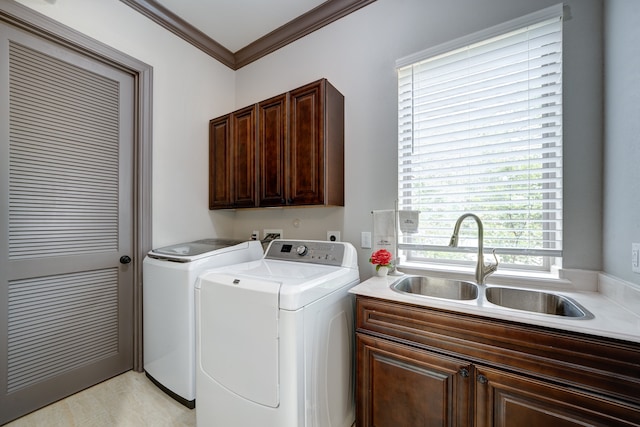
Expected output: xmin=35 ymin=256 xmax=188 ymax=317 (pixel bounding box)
xmin=449 ymin=213 xmax=498 ymax=285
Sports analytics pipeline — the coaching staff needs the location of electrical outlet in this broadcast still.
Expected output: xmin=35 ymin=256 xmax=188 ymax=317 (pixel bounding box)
xmin=251 ymin=230 xmax=259 ymax=240
xmin=632 ymin=243 xmax=640 ymax=273
xmin=263 ymin=229 xmax=283 ymax=241
xmin=327 ymin=231 xmax=341 ymax=242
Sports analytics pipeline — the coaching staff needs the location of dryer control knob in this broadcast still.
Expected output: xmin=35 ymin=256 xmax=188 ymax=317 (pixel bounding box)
xmin=296 ymin=245 xmax=308 ymax=256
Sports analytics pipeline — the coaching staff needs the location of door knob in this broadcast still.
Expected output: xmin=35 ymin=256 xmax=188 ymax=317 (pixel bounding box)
xmin=120 ymin=255 xmax=132 ymax=264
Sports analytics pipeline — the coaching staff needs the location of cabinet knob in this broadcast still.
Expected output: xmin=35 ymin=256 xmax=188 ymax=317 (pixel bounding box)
xmin=477 ymin=374 xmax=488 ymax=384
xmin=459 ymin=368 xmax=469 ymax=378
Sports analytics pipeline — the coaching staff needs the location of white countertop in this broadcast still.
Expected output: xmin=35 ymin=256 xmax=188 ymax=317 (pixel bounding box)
xmin=349 ymin=273 xmax=640 ymax=345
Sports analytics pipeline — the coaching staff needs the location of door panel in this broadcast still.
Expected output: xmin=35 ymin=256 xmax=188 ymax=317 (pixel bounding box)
xmin=209 ymin=115 xmax=233 ymax=209
xmin=7 ymin=269 xmax=120 ymax=393
xmin=475 ymin=365 xmax=640 ymax=427
xmin=356 ymin=333 xmax=472 ymax=427
xmin=289 ymin=81 xmax=324 ymax=205
xmin=231 ymin=105 xmax=257 ymax=207
xmin=258 ymin=93 xmax=287 ymax=206
xmin=0 ymin=22 xmax=134 ymax=424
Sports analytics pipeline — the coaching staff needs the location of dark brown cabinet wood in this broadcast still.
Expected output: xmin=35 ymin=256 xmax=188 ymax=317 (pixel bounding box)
xmin=258 ymin=93 xmax=287 ymax=206
xmin=286 ymin=79 xmax=344 ymax=206
xmin=208 ymin=114 xmax=232 ymax=209
xmin=474 ymin=365 xmax=640 ymax=427
xmin=357 ymin=333 xmax=472 ymax=427
xmin=209 ymin=78 xmax=344 ymax=209
xmin=355 ymin=296 xmax=640 ymax=427
xmin=231 ymin=105 xmax=257 ymax=208
xmin=208 ymin=105 xmax=257 ymax=209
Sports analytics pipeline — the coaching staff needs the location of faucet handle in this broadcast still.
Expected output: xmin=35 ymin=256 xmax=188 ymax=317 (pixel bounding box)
xmin=487 ymin=248 xmax=499 ymax=272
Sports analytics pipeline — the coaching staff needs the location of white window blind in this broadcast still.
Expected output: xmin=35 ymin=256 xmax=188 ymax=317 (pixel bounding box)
xmin=397 ymin=5 xmax=563 ymax=269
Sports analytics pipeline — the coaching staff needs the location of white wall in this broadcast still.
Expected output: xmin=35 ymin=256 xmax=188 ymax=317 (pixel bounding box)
xmin=231 ymin=0 xmax=604 ymax=278
xmin=15 ymin=0 xmax=237 ymax=248
xmin=603 ymin=0 xmax=640 ymax=284
xmin=17 ymin=0 xmax=611 ymax=281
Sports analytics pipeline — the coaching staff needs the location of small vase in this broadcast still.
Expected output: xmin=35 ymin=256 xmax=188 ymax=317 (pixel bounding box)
xmin=376 ymin=266 xmax=389 ymax=277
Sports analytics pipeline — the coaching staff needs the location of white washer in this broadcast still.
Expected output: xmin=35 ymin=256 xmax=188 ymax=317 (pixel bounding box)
xmin=143 ymin=238 xmax=263 ymax=408
xmin=195 ymin=239 xmax=360 ymax=427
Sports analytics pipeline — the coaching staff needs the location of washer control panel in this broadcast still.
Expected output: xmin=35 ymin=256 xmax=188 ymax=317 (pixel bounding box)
xmin=265 ymin=240 xmax=346 ymax=266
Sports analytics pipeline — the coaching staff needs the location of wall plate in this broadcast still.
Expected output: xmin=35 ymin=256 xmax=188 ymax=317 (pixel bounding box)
xmin=264 ymin=229 xmax=283 ymax=240
xmin=327 ymin=231 xmax=341 ymax=242
xmin=361 ymin=231 xmax=372 ymax=249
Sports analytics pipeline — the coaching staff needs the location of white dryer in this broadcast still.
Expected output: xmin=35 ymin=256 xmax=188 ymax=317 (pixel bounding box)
xmin=143 ymin=238 xmax=263 ymax=408
xmin=195 ymin=239 xmax=360 ymax=427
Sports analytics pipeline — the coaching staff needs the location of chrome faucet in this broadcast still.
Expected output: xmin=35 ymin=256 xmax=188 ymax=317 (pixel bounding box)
xmin=449 ymin=213 xmax=499 ymax=285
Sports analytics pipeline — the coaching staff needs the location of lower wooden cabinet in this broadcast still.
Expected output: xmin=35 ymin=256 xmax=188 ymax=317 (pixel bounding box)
xmin=355 ymin=296 xmax=640 ymax=427
xmin=475 ymin=365 xmax=640 ymax=427
xmin=357 ymin=333 xmax=471 ymax=427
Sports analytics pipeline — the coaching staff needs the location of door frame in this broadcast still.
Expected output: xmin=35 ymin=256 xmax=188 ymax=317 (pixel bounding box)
xmin=0 ymin=0 xmax=152 ymax=371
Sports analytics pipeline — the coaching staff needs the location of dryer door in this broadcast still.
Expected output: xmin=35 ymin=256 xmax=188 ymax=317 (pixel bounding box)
xmin=198 ymin=273 xmax=280 ymax=407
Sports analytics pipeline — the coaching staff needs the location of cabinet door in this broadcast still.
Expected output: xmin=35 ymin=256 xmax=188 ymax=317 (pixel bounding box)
xmin=357 ymin=333 xmax=472 ymax=427
xmin=258 ymin=94 xmax=287 ymax=206
xmin=231 ymin=105 xmax=257 ymax=207
xmin=288 ymin=80 xmax=325 ymax=205
xmin=475 ymin=365 xmax=640 ymax=427
xmin=209 ymin=114 xmax=233 ymax=209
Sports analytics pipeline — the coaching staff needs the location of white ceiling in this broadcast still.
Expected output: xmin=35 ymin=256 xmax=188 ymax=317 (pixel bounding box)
xmin=155 ymin=0 xmax=327 ymax=52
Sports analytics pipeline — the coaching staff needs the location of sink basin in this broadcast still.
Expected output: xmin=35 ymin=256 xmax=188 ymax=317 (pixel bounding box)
xmin=391 ymin=276 xmax=479 ymax=300
xmin=485 ymin=287 xmax=593 ymax=319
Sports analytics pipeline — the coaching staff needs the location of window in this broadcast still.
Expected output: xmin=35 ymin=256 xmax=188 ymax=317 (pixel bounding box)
xmin=397 ymin=5 xmax=563 ymax=272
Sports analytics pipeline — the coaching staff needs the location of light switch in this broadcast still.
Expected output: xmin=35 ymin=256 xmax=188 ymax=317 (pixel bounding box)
xmin=633 ymin=243 xmax=640 ymax=273
xmin=361 ymin=231 xmax=372 ymax=249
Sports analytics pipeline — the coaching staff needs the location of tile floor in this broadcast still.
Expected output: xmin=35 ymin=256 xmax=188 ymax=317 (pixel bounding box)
xmin=4 ymin=371 xmax=195 ymax=427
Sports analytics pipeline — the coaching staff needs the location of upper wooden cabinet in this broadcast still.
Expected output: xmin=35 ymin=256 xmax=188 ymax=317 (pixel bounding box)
xmin=258 ymin=93 xmax=288 ymax=206
xmin=287 ymin=79 xmax=344 ymax=206
xmin=209 ymin=105 xmax=257 ymax=209
xmin=209 ymin=79 xmax=345 ymax=209
xmin=208 ymin=114 xmax=232 ymax=209
xmin=232 ymin=105 xmax=258 ymax=208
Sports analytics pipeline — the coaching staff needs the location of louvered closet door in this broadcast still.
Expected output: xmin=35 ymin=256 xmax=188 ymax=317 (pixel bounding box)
xmin=0 ymin=24 xmax=134 ymax=424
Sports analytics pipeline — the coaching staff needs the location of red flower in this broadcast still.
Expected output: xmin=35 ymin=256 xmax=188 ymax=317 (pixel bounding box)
xmin=369 ymin=249 xmax=393 ymax=270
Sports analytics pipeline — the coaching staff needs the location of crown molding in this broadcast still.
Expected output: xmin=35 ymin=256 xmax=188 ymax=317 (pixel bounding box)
xmin=120 ymin=0 xmax=235 ymax=68
xmin=234 ymin=0 xmax=376 ymax=69
xmin=120 ymin=0 xmax=376 ymax=70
